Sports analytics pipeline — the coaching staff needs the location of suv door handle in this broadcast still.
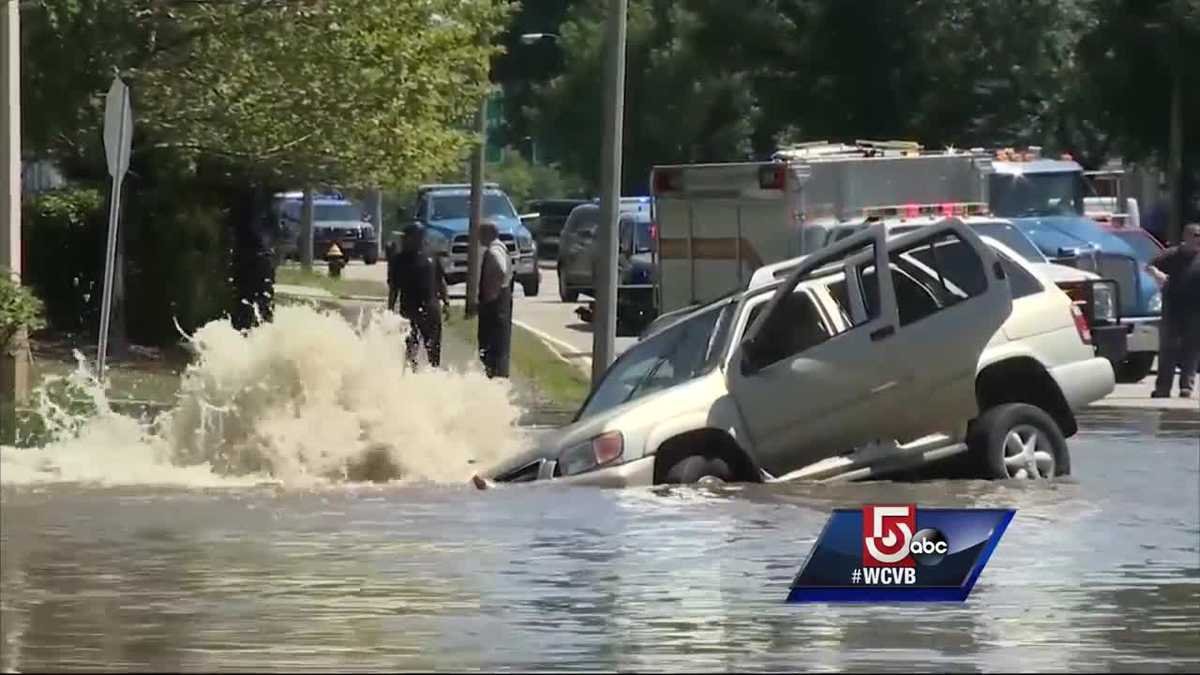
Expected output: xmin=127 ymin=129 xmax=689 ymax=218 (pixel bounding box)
xmin=870 ymin=325 xmax=895 ymax=342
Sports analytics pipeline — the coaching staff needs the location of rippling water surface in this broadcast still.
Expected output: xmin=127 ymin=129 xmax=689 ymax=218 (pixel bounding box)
xmin=2 ymin=409 xmax=1198 ymax=672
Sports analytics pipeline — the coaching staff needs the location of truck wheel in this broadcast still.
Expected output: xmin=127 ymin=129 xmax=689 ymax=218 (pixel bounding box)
xmin=523 ymin=275 xmax=540 ymax=297
xmin=1114 ymin=352 xmax=1155 ymax=383
xmin=558 ymin=269 xmax=578 ymax=302
xmin=663 ymin=455 xmax=734 ymax=485
xmin=967 ymin=403 xmax=1070 ymax=480
xmin=364 ymin=252 xmax=379 ymax=266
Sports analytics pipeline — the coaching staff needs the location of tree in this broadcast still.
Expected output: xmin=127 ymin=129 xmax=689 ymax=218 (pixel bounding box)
xmin=530 ymin=0 xmax=759 ymax=194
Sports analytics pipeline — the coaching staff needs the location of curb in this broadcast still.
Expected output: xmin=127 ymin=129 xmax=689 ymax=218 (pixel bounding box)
xmin=512 ymin=319 xmax=593 ymax=376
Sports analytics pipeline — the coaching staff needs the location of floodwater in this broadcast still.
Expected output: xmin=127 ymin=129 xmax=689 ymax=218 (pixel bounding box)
xmin=2 ymin=407 xmax=1197 ymax=672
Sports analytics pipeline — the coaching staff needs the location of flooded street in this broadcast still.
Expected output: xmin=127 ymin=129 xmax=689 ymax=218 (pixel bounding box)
xmin=2 ymin=409 xmax=1197 ymax=672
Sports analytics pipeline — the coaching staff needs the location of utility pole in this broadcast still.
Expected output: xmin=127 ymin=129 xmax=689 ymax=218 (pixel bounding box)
xmin=1166 ymin=52 xmax=1183 ymax=245
xmin=300 ymin=186 xmax=314 ymax=272
xmin=591 ymin=0 xmax=627 ymax=386
xmin=465 ymin=81 xmax=487 ymax=318
xmin=2 ymin=0 xmax=28 ymax=438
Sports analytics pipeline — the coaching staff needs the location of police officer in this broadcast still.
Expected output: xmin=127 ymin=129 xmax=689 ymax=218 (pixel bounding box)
xmin=1147 ymin=223 xmax=1200 ymax=398
xmin=477 ymin=221 xmax=513 ymax=378
xmin=389 ymin=225 xmax=450 ymax=369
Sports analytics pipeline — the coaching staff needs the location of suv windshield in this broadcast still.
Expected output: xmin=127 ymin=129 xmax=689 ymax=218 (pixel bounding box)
xmin=429 ymin=194 xmax=516 ymax=221
xmin=315 ymin=204 xmax=363 ymax=222
xmin=577 ymin=302 xmax=734 ymax=421
xmin=990 ymin=172 xmax=1085 ymax=218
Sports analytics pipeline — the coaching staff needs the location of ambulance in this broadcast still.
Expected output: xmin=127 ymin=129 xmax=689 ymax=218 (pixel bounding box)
xmin=649 ymin=140 xmax=995 ymax=315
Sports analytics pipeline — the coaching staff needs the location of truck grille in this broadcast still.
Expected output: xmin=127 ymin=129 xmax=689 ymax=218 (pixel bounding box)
xmin=451 ymin=234 xmax=517 ymax=256
xmin=1094 ymin=253 xmax=1140 ymax=316
xmin=316 ymin=227 xmax=361 ymax=240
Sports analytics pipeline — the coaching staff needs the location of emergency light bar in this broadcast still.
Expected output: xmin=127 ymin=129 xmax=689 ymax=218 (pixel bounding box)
xmin=861 ymin=202 xmax=989 ymax=219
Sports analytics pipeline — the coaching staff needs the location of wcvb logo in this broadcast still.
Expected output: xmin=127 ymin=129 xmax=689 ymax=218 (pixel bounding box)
xmin=862 ymin=504 xmax=917 ymax=567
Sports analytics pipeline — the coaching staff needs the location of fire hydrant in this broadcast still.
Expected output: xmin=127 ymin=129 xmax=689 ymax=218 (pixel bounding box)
xmin=326 ymin=243 xmax=346 ymax=278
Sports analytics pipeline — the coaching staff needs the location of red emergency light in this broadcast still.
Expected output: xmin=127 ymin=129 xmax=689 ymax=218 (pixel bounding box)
xmin=904 ymin=203 xmax=920 ymax=219
xmin=653 ymin=169 xmax=683 ymax=194
xmin=758 ymin=164 xmax=787 ymax=190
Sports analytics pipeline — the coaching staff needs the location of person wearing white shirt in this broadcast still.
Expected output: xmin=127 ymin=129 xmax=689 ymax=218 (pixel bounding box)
xmin=477 ymin=221 xmax=513 ymax=377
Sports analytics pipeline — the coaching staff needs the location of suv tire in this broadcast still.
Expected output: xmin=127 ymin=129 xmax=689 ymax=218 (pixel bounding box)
xmin=558 ymin=268 xmax=579 ymax=303
xmin=1114 ymin=352 xmax=1155 ymax=383
xmin=364 ymin=251 xmax=379 ymax=266
xmin=967 ymin=403 xmax=1070 ymax=480
xmin=663 ymin=455 xmax=735 ymax=484
xmin=523 ymin=275 xmax=540 ymax=297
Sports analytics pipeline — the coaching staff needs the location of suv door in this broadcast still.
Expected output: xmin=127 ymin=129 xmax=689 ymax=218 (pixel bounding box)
xmin=726 ymin=225 xmax=899 ymax=476
xmin=726 ymin=221 xmax=1011 ymax=476
xmin=862 ymin=221 xmax=1014 ymax=440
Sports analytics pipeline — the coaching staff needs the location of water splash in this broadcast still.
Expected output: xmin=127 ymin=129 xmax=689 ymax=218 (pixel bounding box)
xmin=1 ymin=305 xmax=525 ymax=487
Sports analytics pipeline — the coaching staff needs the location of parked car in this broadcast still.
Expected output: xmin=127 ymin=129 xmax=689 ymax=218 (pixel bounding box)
xmin=272 ymin=191 xmax=379 ymax=264
xmin=527 ymin=199 xmax=591 ymax=258
xmin=410 ymin=183 xmax=540 ymax=297
xmin=556 ymin=197 xmax=657 ymax=331
xmin=475 ymin=219 xmax=1114 ymax=488
xmin=822 ymin=215 xmax=1127 ymax=370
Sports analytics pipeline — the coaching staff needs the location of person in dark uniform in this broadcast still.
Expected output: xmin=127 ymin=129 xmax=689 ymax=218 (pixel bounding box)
xmin=1147 ymin=223 xmax=1200 ymax=398
xmin=389 ymin=225 xmax=449 ymax=369
xmin=476 ymin=221 xmax=513 ymax=378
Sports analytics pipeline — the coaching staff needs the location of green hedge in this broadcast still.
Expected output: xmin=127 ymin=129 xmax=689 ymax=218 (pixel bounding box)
xmin=21 ymin=185 xmax=233 ymax=346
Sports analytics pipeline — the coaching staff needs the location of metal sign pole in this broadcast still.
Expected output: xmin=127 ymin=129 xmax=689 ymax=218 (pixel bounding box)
xmin=97 ymin=76 xmax=132 ymax=382
xmin=96 ymin=176 xmax=121 ymax=379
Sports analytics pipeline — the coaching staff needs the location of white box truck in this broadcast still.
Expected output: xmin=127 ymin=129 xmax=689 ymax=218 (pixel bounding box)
xmin=649 ymin=140 xmax=995 ymax=314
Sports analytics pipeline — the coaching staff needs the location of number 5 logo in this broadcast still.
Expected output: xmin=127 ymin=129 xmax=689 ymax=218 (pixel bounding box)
xmin=863 ymin=504 xmax=916 ymax=567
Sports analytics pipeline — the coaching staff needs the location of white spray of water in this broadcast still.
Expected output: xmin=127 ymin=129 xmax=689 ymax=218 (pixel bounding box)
xmin=1 ymin=305 xmax=526 ymax=488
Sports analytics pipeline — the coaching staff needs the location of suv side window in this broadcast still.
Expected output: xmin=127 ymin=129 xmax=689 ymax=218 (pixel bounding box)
xmin=744 ymin=289 xmax=835 ymax=369
xmin=860 ymin=231 xmax=989 ymax=326
xmin=994 ymin=253 xmax=1042 ymax=299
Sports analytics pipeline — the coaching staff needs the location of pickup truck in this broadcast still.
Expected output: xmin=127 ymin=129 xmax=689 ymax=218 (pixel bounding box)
xmin=475 ymin=220 xmax=1114 ymax=488
xmin=409 ymin=183 xmax=541 ymax=297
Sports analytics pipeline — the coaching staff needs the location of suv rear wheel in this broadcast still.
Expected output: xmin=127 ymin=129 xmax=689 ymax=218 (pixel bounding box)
xmin=966 ymin=403 xmax=1070 ymax=480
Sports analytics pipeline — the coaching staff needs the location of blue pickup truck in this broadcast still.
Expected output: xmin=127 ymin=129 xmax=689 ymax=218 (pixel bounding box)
xmin=989 ymin=155 xmax=1161 ymax=382
xmin=408 ymin=183 xmax=541 ymax=297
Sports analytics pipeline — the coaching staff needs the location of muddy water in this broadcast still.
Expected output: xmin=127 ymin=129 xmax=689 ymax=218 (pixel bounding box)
xmin=2 ymin=409 xmax=1197 ymax=672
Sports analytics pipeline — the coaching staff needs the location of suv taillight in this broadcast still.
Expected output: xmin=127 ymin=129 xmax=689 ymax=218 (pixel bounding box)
xmin=1071 ymin=304 xmax=1092 ymax=345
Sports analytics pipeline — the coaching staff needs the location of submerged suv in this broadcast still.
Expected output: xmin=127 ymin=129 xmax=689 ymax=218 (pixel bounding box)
xmin=476 ymin=219 xmax=1114 ymax=488
xmin=411 ymin=184 xmax=541 ymax=296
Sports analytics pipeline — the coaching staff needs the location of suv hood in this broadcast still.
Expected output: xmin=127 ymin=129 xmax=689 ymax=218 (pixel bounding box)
xmin=424 ymin=216 xmax=522 ymax=237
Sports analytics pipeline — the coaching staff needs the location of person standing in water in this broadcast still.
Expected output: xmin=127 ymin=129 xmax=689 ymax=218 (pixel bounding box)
xmin=476 ymin=221 xmax=513 ymax=378
xmin=389 ymin=225 xmax=449 ymax=369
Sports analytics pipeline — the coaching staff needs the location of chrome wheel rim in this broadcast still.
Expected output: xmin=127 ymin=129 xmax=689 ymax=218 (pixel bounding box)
xmin=1003 ymin=424 xmax=1056 ymax=479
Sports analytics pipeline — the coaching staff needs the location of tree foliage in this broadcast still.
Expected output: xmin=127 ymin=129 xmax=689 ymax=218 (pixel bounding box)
xmin=23 ymin=0 xmax=514 ymax=189
xmin=509 ymin=0 xmax=1199 ymax=217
